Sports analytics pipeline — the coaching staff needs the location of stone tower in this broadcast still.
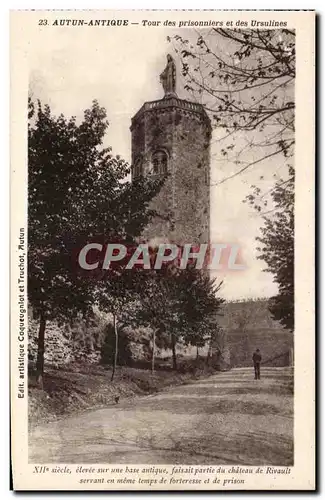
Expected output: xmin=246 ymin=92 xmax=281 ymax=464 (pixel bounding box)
xmin=130 ymin=55 xmax=211 ymax=245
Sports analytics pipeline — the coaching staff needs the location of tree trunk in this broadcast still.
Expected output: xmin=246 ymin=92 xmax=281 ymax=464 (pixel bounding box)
xmin=151 ymin=330 xmax=156 ymax=375
xmin=171 ymin=334 xmax=177 ymax=370
xmin=111 ymin=313 xmax=118 ymax=382
xmin=196 ymin=346 xmax=199 ymax=360
xmin=36 ymin=314 xmax=46 ymax=389
xmin=206 ymin=344 xmax=211 ymax=365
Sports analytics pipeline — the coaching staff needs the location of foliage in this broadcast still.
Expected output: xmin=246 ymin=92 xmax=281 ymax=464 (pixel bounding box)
xmin=100 ymin=323 xmax=133 ymax=366
xmin=129 ymin=263 xmax=224 ymax=370
xmin=171 ymin=28 xmax=295 ymax=184
xmin=177 ymin=268 xmax=224 ymax=346
xmin=171 ymin=29 xmax=295 ymax=330
xmin=255 ymin=167 xmax=294 ymax=330
xmin=28 ymin=98 xmax=162 ymax=381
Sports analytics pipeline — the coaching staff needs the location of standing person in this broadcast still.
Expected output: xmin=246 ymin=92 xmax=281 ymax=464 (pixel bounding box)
xmin=253 ymin=349 xmax=262 ymax=380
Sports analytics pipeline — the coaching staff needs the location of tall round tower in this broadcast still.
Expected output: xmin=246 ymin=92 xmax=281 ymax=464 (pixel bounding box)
xmin=130 ymin=55 xmax=211 ymax=245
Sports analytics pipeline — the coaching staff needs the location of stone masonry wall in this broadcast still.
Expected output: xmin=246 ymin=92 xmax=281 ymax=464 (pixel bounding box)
xmin=131 ymin=98 xmax=211 ymax=245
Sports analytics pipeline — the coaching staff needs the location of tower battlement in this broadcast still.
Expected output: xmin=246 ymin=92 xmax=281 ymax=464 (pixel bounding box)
xmin=130 ymin=96 xmax=211 ymax=132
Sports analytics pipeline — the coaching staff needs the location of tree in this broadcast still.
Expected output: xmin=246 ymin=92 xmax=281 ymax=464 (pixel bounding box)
xmin=171 ymin=28 xmax=295 ymax=184
xmin=93 ymin=268 xmax=143 ymax=381
xmin=100 ymin=322 xmax=132 ymax=367
xmin=130 ymin=261 xmax=224 ymax=372
xmin=255 ymin=166 xmax=294 ymax=330
xmin=28 ymin=98 xmax=162 ymax=386
xmin=171 ymin=28 xmax=295 ymax=329
xmin=127 ymin=268 xmax=181 ymax=373
xmin=178 ymin=269 xmax=224 ymax=361
xmin=208 ymin=324 xmax=229 ymax=368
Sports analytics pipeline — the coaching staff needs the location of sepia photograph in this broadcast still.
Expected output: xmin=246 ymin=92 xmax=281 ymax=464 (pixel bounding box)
xmin=10 ymin=9 xmax=315 ymax=490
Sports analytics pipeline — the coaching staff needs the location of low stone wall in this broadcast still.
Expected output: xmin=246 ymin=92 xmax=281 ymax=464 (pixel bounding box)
xmin=28 ymin=317 xmax=77 ymax=368
xmin=227 ymin=328 xmax=293 ymax=368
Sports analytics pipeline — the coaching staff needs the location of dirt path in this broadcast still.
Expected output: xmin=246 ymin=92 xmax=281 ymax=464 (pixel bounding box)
xmin=29 ymin=367 xmax=293 ymax=465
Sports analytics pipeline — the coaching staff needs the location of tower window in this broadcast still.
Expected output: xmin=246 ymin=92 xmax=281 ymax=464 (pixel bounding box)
xmin=151 ymin=150 xmax=168 ymax=175
xmin=133 ymin=157 xmax=143 ymax=178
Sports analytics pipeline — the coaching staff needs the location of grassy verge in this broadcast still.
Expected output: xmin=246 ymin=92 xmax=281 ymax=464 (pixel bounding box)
xmin=28 ymin=358 xmax=216 ymax=427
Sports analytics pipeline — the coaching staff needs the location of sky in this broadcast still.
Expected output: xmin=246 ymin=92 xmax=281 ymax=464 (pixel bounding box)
xmin=29 ymin=24 xmax=281 ymax=300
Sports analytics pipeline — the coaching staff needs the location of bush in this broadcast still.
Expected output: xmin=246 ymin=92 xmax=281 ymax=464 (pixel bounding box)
xmin=100 ymin=324 xmax=133 ymax=366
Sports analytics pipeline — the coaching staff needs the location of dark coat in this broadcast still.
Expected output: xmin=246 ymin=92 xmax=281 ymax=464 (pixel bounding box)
xmin=253 ymin=352 xmax=262 ymax=364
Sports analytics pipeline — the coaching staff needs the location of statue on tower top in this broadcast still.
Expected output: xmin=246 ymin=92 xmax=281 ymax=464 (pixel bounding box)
xmin=160 ymin=54 xmax=177 ymax=98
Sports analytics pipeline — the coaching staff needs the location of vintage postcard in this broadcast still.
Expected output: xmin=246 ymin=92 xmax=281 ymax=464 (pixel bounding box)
xmin=10 ymin=9 xmax=315 ymax=490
